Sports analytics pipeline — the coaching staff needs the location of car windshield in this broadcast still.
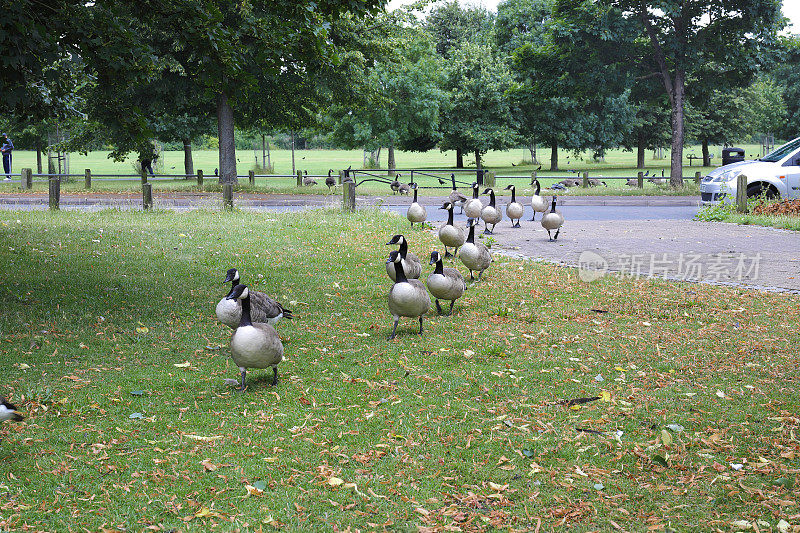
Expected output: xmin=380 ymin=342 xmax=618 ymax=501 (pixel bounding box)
xmin=760 ymin=138 xmax=800 ymax=162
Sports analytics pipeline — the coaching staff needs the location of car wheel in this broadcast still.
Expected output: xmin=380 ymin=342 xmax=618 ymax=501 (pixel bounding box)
xmin=746 ymin=183 xmax=779 ymax=200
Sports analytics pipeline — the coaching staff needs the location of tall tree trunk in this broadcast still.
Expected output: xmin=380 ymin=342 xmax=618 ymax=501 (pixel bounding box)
xmin=291 ymin=130 xmax=296 ymax=175
xmin=387 ymin=144 xmax=396 ymax=174
xmin=668 ymin=74 xmax=686 ymax=188
xmin=550 ymin=143 xmax=558 ymax=171
xmin=36 ymin=139 xmax=42 ymax=174
xmin=375 ymin=146 xmax=382 ymax=167
xmin=702 ymin=138 xmax=710 ymax=167
xmin=261 ymin=134 xmax=266 ymax=169
xmin=456 ymin=148 xmax=464 ymax=168
xmin=528 ymin=142 xmax=537 ymax=165
xmin=216 ymin=91 xmax=237 ymax=184
xmin=474 ymin=150 xmax=482 ymax=170
xmin=637 ymin=131 xmax=646 ymax=169
xmin=182 ymin=138 xmax=194 ymax=178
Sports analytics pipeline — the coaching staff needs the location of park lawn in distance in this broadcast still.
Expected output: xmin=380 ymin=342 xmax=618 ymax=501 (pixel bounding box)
xmin=0 ymin=143 xmax=761 ymax=195
xmin=0 ymin=209 xmax=798 ymax=531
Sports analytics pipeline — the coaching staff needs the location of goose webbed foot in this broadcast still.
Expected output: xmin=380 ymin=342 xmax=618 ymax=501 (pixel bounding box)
xmin=448 ymin=300 xmax=455 ymax=315
xmin=553 ymin=228 xmax=561 ymax=240
xmin=444 ymin=247 xmax=453 ymax=258
xmin=435 ymin=299 xmax=443 ymax=315
xmin=388 ymin=318 xmax=399 ymax=340
xmin=530 ymin=214 xmax=536 ymax=221
xmin=547 ymin=230 xmax=553 ymax=241
xmin=513 ymin=221 xmax=521 ymax=228
xmin=271 ymin=367 xmax=278 ymax=386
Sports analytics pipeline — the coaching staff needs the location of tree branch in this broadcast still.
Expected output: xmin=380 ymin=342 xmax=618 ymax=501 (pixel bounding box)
xmin=637 ymin=1 xmax=674 ymax=106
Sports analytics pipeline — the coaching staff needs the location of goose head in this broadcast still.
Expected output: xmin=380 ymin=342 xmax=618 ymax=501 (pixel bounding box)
xmin=226 ymin=283 xmax=249 ymax=301
xmin=224 ymin=268 xmax=240 ymax=284
xmin=429 ymin=251 xmax=442 ymax=265
xmin=386 ymin=234 xmax=406 ymax=247
xmin=467 ymin=218 xmax=480 ymax=228
xmin=410 ymin=182 xmax=418 ymax=190
xmin=439 ymin=201 xmax=454 ymax=211
xmin=387 ymin=250 xmax=401 ymax=265
xmin=328 ymin=169 xmax=333 ymax=177
xmin=504 ymin=184 xmax=515 ymax=191
xmin=482 ymin=188 xmax=493 ymax=195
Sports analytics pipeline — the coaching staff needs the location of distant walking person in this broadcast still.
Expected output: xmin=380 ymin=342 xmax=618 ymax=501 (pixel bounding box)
xmin=1 ymin=134 xmax=13 ymax=181
xmin=139 ymin=145 xmax=158 ymax=176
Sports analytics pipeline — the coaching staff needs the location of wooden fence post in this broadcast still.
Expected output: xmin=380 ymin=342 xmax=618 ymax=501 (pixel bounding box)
xmin=484 ymin=171 xmax=496 ymax=188
xmin=142 ymin=182 xmax=152 ymax=210
xmin=248 ymin=170 xmax=255 ymax=186
xmin=196 ymin=170 xmax=203 ymax=189
xmin=84 ymin=169 xmax=91 ymax=189
xmin=338 ymin=170 xmax=345 ymax=185
xmin=21 ymin=168 xmax=32 ymax=189
xmin=223 ymin=183 xmax=233 ymax=209
xmin=637 ymin=171 xmax=644 ymax=189
xmin=736 ymin=174 xmax=748 ymax=213
xmin=530 ymin=171 xmax=537 ymax=186
xmin=296 ymin=170 xmax=303 ymax=187
xmin=342 ymin=181 xmax=356 ymax=212
xmin=695 ymin=171 xmax=701 ymax=185
xmin=48 ymin=177 xmax=60 ymax=210
xmin=582 ymin=171 xmax=589 ymax=188
xmin=140 ymin=167 xmax=148 ymax=184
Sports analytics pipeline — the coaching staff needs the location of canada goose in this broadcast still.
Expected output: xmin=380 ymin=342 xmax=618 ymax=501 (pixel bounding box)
xmin=447 ymin=174 xmax=467 ymax=213
xmin=587 ymin=178 xmax=607 ymax=187
xmin=385 ymin=234 xmax=422 ymax=281
xmin=541 ymin=196 xmax=564 ymax=241
xmin=437 ymin=201 xmax=466 ymax=258
xmin=406 ymin=183 xmax=427 ymax=227
xmin=559 ymin=179 xmax=580 ymax=187
xmin=626 ymin=178 xmax=638 ymax=187
xmin=504 ymin=184 xmax=524 ymax=228
xmin=463 ymin=182 xmax=483 ymax=220
xmin=0 ymin=397 xmax=23 ymax=423
xmin=216 ymin=268 xmax=293 ymax=329
xmin=343 ymin=166 xmax=354 ymax=184
xmin=398 ymin=182 xmax=411 ymax=195
xmin=326 ymin=169 xmax=336 ymax=192
xmin=302 ymin=171 xmax=317 ymax=186
xmin=387 ymin=251 xmax=431 ymax=340
xmin=530 ymin=179 xmax=547 ymax=221
xmin=226 ymin=284 xmax=284 ymax=389
xmin=480 ymin=188 xmax=502 ymax=234
xmin=390 ymin=178 xmax=400 ymax=194
xmin=426 ymin=251 xmax=466 ymax=315
xmin=648 ymin=177 xmax=666 ymax=185
xmin=459 ymin=219 xmax=492 ymax=281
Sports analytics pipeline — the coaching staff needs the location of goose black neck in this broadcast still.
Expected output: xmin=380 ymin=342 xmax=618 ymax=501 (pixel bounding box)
xmin=451 ymin=175 xmax=456 ymax=190
xmin=393 ymin=260 xmax=408 ymax=283
xmin=551 ymin=197 xmax=557 ymax=210
xmin=510 ymin=188 xmax=516 ymax=203
xmin=239 ymin=295 xmax=253 ymax=327
xmin=472 ymin=186 xmax=479 ymax=199
xmin=446 ymin=207 xmax=454 ymax=226
xmin=534 ymin=180 xmax=540 ymax=196
xmin=489 ymin=190 xmax=496 ymax=207
xmin=413 ymin=187 xmax=418 ymax=202
xmin=225 ymin=281 xmax=236 ymax=298
xmin=398 ymin=238 xmax=408 ymax=258
xmin=467 ymin=223 xmax=476 ymax=244
xmin=433 ymin=257 xmax=444 ymax=274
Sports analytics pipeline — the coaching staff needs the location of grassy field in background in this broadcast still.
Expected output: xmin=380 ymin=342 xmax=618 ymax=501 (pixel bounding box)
xmin=7 ymin=143 xmax=764 ymax=179
xmin=0 ymin=144 xmax=735 ymax=196
xmin=0 ymin=208 xmax=799 ymax=531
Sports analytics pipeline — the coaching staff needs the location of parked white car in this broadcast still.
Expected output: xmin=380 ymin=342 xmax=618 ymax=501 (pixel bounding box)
xmin=700 ymin=137 xmax=800 ymax=204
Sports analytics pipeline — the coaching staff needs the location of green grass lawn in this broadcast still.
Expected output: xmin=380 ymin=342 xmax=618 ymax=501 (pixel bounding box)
xmin=1 ymin=209 xmax=798 ymax=531
xmin=2 ymin=143 xmax=760 ymax=195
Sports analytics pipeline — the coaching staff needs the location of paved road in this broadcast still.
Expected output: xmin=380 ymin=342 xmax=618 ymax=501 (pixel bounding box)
xmin=1 ymin=192 xmax=797 ymax=292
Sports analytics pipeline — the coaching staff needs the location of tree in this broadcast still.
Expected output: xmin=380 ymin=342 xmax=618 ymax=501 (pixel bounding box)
xmin=439 ymin=42 xmax=518 ymax=169
xmin=606 ymin=0 xmax=785 ymax=186
xmin=773 ymin=35 xmax=800 ymax=140
xmin=326 ymin=29 xmax=446 ymax=172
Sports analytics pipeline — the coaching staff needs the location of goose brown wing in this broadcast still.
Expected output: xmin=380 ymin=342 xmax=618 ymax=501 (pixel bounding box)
xmin=250 ymin=290 xmax=294 ymax=322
